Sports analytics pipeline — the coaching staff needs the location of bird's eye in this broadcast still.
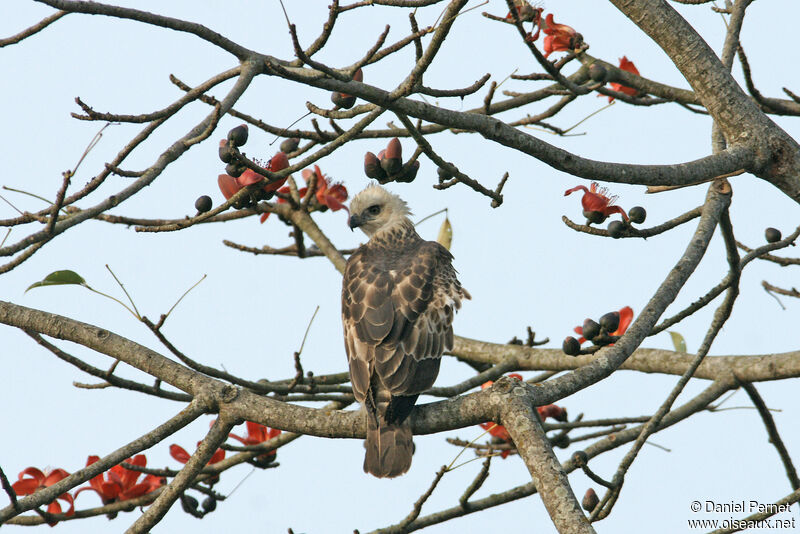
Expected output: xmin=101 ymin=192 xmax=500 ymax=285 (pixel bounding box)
xmin=367 ymin=205 xmax=381 ymax=216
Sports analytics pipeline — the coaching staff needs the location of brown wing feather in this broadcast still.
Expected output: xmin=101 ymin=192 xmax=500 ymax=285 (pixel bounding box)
xmin=343 ymin=241 xmax=468 ymax=400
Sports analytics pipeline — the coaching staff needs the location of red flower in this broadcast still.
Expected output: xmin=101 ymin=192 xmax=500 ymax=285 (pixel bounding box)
xmin=229 ymin=421 xmax=281 ymax=464
xmin=607 ymin=56 xmax=641 ymax=102
xmin=169 ymin=442 xmax=226 ymax=465
xmin=301 ymin=165 xmax=349 ymax=212
xmin=74 ymin=455 xmax=164 ymax=505
xmin=564 ymin=182 xmax=628 ymax=222
xmin=506 ymin=2 xmax=543 ymax=40
xmin=541 ymin=14 xmax=580 ymax=58
xmin=229 ymin=421 xmax=281 ymax=446
xmin=217 ymin=151 xmax=290 ymax=200
xmin=574 ymin=306 xmax=634 ymax=344
xmin=11 ymin=467 xmax=74 ymax=526
xmin=260 ymin=165 xmax=348 ymax=223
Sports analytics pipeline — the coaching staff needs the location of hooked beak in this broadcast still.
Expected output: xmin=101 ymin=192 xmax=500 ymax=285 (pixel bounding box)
xmin=348 ymin=214 xmax=363 ymax=231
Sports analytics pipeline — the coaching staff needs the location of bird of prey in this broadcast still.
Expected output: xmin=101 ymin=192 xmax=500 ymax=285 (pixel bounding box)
xmin=342 ymin=185 xmax=470 ymax=477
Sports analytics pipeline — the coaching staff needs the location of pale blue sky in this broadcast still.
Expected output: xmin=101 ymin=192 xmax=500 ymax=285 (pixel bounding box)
xmin=2 ymin=1 xmax=799 ymax=532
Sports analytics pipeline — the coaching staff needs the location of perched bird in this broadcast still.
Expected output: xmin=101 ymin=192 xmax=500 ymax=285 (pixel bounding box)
xmin=342 ymin=185 xmax=469 ymax=477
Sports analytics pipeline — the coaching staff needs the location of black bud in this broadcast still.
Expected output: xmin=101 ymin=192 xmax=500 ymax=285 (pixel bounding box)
xmin=331 ymin=92 xmax=356 ymax=109
xmin=599 ymin=311 xmax=620 ymax=333
xmin=227 ymin=124 xmax=249 ymax=147
xmin=202 ymin=496 xmax=217 ymax=514
xmin=583 ymin=210 xmax=606 ymax=225
xmin=180 ymin=494 xmax=199 ymax=515
xmin=607 ymin=220 xmax=625 ymax=239
xmin=582 ymin=319 xmax=600 ymax=341
xmin=218 ymin=141 xmax=236 ymax=163
xmin=628 ymin=206 xmax=646 ymax=224
xmin=562 ymin=336 xmax=581 ymax=356
xmin=233 ymin=198 xmax=251 ymax=210
xmin=280 ymin=137 xmax=300 ymax=153
xmin=552 ymin=433 xmax=570 ymax=448
xmin=225 ymin=162 xmax=245 ymax=178
xmin=195 ymin=195 xmax=212 ymax=213
xmin=765 ymin=227 xmax=781 ymax=243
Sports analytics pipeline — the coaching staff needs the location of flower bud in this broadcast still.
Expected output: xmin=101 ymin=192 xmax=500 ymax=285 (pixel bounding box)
xmin=562 ymin=336 xmax=581 ymax=356
xmin=195 ymin=195 xmax=212 ymax=213
xmin=227 ymin=124 xmax=248 ymax=147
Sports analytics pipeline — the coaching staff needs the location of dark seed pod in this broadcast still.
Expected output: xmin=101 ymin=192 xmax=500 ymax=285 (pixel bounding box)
xmin=554 ymin=407 xmax=568 ymax=422
xmin=279 ymin=137 xmax=300 ymax=153
xmin=583 ymin=210 xmax=606 ymax=225
xmin=180 ymin=494 xmax=199 ymax=515
xmin=225 ymin=162 xmax=245 ymax=178
xmin=195 ymin=195 xmax=212 ymax=213
xmin=251 ymin=451 xmax=277 ymax=468
xmin=582 ymin=488 xmax=599 ymax=512
xmin=582 ymin=319 xmax=601 ymax=341
xmin=233 ymin=197 xmax=250 ymax=210
xmin=588 ymin=63 xmax=607 ymax=83
xmin=218 ymin=140 xmax=236 ymax=163
xmin=364 ymin=152 xmax=385 ymax=179
xmin=607 ymin=220 xmax=625 ymax=239
xmin=599 ymin=311 xmax=620 ymax=333
xmin=628 ymin=206 xmax=646 ymax=224
xmin=202 ymin=496 xmax=217 ymax=514
xmin=765 ymin=227 xmax=781 ymax=243
xmin=437 ymin=166 xmax=453 ymax=181
xmin=552 ymin=433 xmax=570 ymax=448
xmin=562 ymin=336 xmax=581 ymax=356
xmin=227 ymin=124 xmax=249 ymax=147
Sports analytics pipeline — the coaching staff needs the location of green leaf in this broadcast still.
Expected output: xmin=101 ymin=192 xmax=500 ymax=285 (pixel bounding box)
xmin=437 ymin=216 xmax=453 ymax=250
xmin=26 ymin=270 xmax=89 ymax=293
xmin=668 ymin=331 xmax=687 ymax=353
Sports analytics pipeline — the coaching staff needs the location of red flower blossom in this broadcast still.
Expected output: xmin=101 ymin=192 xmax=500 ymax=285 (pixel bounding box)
xmin=229 ymin=421 xmax=281 ymax=464
xmin=229 ymin=421 xmax=281 ymax=446
xmin=541 ymin=14 xmax=580 ymax=58
xmin=217 ymin=151 xmax=290 ymax=201
xmin=11 ymin=467 xmax=74 ymax=526
xmin=607 ymin=56 xmax=641 ymax=102
xmin=574 ymin=306 xmax=634 ymax=344
xmin=506 ymin=2 xmax=543 ymax=40
xmin=169 ymin=442 xmax=226 ymax=465
xmin=74 ymin=455 xmax=164 ymax=505
xmin=564 ymin=182 xmax=628 ymax=222
xmin=301 ymin=165 xmax=349 ymax=212
xmin=260 ymin=165 xmax=348 ymax=223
